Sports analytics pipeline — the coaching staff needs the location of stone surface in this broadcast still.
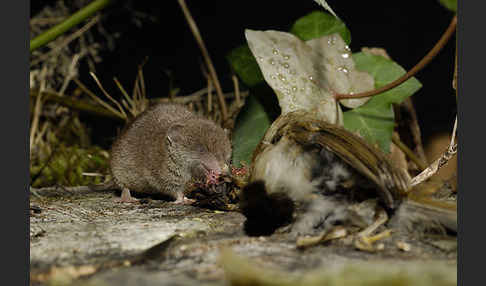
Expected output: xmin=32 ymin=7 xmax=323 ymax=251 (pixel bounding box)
xmin=30 ymin=189 xmax=456 ymax=285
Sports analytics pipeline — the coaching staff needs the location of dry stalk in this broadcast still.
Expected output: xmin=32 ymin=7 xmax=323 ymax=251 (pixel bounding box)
xmin=34 ymin=121 xmax=50 ymax=147
xmin=29 ymin=17 xmax=67 ymax=26
xmin=59 ymin=52 xmax=85 ymax=95
xmin=177 ymin=0 xmax=228 ymax=120
xmin=392 ymin=134 xmax=427 ymax=171
xmin=89 ymin=72 xmax=127 ymax=119
xmin=130 ymin=65 xmax=149 ymax=116
xmin=232 ymin=75 xmax=241 ymax=106
xmin=410 ymin=116 xmax=457 ymax=187
xmin=207 ymin=77 xmax=213 ymax=113
xmin=113 ymin=78 xmax=134 ymax=110
xmin=73 ymin=78 xmax=124 ymax=119
xmin=30 ymin=66 xmax=48 ymax=153
xmin=453 ymin=47 xmax=457 ymax=91
xmin=155 ymin=89 xmax=248 ymax=105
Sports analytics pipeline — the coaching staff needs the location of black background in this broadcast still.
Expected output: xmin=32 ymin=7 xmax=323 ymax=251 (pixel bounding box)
xmin=31 ymin=0 xmax=457 ymax=148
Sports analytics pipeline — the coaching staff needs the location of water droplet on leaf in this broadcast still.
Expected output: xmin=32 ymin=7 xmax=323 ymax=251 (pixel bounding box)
xmin=328 ymin=36 xmax=336 ymax=45
xmin=337 ymin=66 xmax=349 ymax=74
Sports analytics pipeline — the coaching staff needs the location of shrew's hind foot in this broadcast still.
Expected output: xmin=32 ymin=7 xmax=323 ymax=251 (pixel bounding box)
xmin=114 ymin=188 xmax=139 ymax=203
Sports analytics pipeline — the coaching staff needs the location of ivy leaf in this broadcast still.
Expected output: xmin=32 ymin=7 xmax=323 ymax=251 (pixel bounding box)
xmin=231 ymin=95 xmax=271 ymax=167
xmin=245 ymin=29 xmax=342 ymax=124
xmin=228 ymin=10 xmax=352 ymax=87
xmin=227 ymin=45 xmax=265 ymax=87
xmin=245 ymin=29 xmax=376 ymax=124
xmin=343 ymin=52 xmax=422 ymax=152
xmin=438 ymin=0 xmax=457 ymax=12
xmin=290 ymin=11 xmax=351 ymax=45
xmin=306 ymin=36 xmax=373 ymax=109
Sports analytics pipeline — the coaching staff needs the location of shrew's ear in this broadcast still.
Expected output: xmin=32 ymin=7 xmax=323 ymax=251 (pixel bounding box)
xmin=167 ymin=124 xmax=185 ymax=146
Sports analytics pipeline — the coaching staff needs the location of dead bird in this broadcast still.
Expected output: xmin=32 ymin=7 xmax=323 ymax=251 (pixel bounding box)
xmin=94 ymin=103 xmax=232 ymax=203
xmin=239 ymin=111 xmax=457 ymax=236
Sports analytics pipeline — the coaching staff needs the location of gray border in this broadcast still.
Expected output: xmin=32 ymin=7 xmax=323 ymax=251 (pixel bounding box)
xmin=2 ymin=1 xmax=29 ymax=285
xmin=457 ymin=0 xmax=480 ymax=285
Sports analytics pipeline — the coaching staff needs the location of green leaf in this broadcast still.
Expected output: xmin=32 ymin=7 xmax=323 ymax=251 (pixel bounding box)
xmin=290 ymin=11 xmax=351 ymax=45
xmin=231 ymin=94 xmax=271 ymax=167
xmin=227 ymin=45 xmax=265 ymax=87
xmin=343 ymin=52 xmax=422 ymax=152
xmin=438 ymin=0 xmax=457 ymax=12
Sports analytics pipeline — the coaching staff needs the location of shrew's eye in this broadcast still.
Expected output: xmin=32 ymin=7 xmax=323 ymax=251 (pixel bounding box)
xmin=196 ymin=144 xmax=207 ymax=153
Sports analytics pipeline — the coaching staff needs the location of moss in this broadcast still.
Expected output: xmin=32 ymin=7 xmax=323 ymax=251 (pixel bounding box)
xmin=31 ymin=144 xmax=109 ymax=187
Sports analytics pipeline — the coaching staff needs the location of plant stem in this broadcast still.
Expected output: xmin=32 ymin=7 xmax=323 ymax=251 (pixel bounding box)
xmin=177 ymin=0 xmax=228 ymax=121
xmin=29 ymin=88 xmax=248 ymax=122
xmin=391 ymin=134 xmax=427 ymax=171
xmin=29 ymin=89 xmax=123 ymax=121
xmin=30 ymin=0 xmax=112 ymax=52
xmin=335 ymin=15 xmax=457 ymax=100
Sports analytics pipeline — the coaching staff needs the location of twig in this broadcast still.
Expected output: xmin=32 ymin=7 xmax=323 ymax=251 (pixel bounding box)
xmin=34 ymin=121 xmax=49 ymax=147
xmin=113 ymin=78 xmax=134 ymax=109
xmin=392 ymin=134 xmax=427 ymax=171
xmin=30 ymin=87 xmax=248 ymax=122
xmin=154 ymin=89 xmax=249 ymax=104
xmin=30 ymin=89 xmax=123 ymax=121
xmin=177 ymin=0 xmax=228 ymax=120
xmin=29 ymin=17 xmax=67 ymax=26
xmin=296 ymin=227 xmax=348 ymax=249
xmin=30 ymin=66 xmax=47 ymax=153
xmin=30 ymin=0 xmax=112 ymax=51
xmin=401 ymin=98 xmax=429 ymax=166
xmin=30 ymin=186 xmax=93 ymax=193
xmin=410 ymin=116 xmax=457 ymax=187
xmin=335 ymin=15 xmax=457 ymax=100
xmin=358 ymin=209 xmax=388 ymax=238
xmin=81 ymin=172 xmax=104 ymax=177
xmin=232 ymin=75 xmax=241 ymax=106
xmin=138 ymin=63 xmax=147 ymax=102
xmin=89 ymin=72 xmax=127 ymax=119
xmin=133 ymin=71 xmax=143 ymax=103
xmin=73 ymin=78 xmax=125 ymax=119
xmin=453 ymin=47 xmax=457 ymax=91
xmin=30 ymin=187 xmax=42 ymax=199
xmin=200 ymin=61 xmax=214 ymax=115
xmin=207 ymin=77 xmax=213 ymax=113
xmin=59 ymin=52 xmax=85 ymax=95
